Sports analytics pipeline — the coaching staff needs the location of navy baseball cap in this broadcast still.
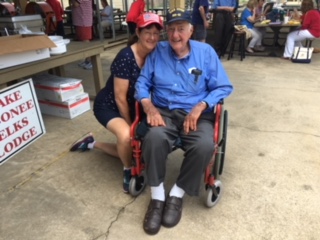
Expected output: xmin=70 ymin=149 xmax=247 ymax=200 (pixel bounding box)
xmin=166 ymin=8 xmax=192 ymax=25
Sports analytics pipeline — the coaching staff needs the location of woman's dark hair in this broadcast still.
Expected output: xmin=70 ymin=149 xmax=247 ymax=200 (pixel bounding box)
xmin=127 ymin=23 xmax=162 ymax=46
xmin=301 ymin=0 xmax=314 ymax=14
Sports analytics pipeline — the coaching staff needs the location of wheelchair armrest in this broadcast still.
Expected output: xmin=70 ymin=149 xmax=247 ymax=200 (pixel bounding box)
xmin=130 ymin=101 xmax=150 ymax=143
xmin=130 ymin=101 xmax=142 ymax=142
xmin=214 ymin=99 xmax=225 ymax=145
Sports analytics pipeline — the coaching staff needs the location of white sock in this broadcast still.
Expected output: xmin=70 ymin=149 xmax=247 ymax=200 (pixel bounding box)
xmin=169 ymin=183 xmax=185 ymax=198
xmin=87 ymin=141 xmax=96 ymax=149
xmin=151 ymin=182 xmax=165 ymax=201
xmin=123 ymin=167 xmax=131 ymax=170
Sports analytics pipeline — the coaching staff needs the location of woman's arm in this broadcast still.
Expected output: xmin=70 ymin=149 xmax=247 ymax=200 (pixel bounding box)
xmin=246 ymin=8 xmax=257 ymax=23
xmin=114 ymin=77 xmax=131 ymax=125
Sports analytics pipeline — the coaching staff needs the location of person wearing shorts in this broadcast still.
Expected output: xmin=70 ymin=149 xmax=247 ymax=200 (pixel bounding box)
xmin=69 ymin=13 xmax=163 ymax=193
xmin=192 ymin=0 xmax=209 ymax=42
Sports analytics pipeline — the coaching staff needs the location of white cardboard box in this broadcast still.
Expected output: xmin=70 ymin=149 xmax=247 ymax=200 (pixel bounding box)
xmin=0 ymin=35 xmax=56 ymax=69
xmin=32 ymin=73 xmax=84 ymax=102
xmin=38 ymin=92 xmax=91 ymax=119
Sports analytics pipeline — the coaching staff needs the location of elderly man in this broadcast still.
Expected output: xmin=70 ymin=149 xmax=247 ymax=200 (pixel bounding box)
xmin=134 ymin=8 xmax=233 ymax=235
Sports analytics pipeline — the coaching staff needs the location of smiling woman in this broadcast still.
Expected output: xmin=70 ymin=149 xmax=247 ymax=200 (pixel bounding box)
xmin=69 ymin=12 xmax=163 ymax=194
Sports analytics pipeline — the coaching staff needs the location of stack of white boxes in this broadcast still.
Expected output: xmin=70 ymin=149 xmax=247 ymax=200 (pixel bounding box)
xmin=32 ymin=73 xmax=91 ymax=119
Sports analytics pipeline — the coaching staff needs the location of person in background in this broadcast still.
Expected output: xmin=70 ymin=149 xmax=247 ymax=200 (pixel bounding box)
xmin=100 ymin=0 xmax=113 ymax=30
xmin=282 ymin=0 xmax=320 ymax=59
xmin=192 ymin=0 xmax=209 ymax=42
xmin=241 ymin=0 xmax=266 ymax=53
xmin=72 ymin=0 xmax=93 ymax=70
xmin=70 ymin=13 xmax=163 ymax=193
xmin=255 ymin=0 xmax=269 ymax=19
xmin=135 ymin=8 xmax=233 ymax=235
xmin=46 ymin=0 xmax=65 ymax=37
xmin=211 ymin=0 xmax=237 ymax=57
xmin=126 ymin=0 xmax=145 ymax=35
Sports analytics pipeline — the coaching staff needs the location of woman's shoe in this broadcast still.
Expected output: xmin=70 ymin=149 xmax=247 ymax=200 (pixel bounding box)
xmin=246 ymin=47 xmax=254 ymax=53
xmin=123 ymin=169 xmax=132 ymax=193
xmin=313 ymin=48 xmax=320 ymax=53
xmin=78 ymin=60 xmax=89 ymax=68
xmin=254 ymin=46 xmax=265 ymax=52
xmin=70 ymin=133 xmax=94 ymax=152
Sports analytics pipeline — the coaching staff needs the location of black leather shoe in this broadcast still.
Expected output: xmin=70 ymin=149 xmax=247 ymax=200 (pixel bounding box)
xmin=143 ymin=199 xmax=165 ymax=235
xmin=162 ymin=196 xmax=183 ymax=228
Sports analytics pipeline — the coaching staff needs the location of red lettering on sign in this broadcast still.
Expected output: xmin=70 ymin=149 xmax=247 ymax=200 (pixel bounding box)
xmin=0 ymin=127 xmax=37 ymax=160
xmin=0 ymin=117 xmax=29 ymax=141
xmin=0 ymin=91 xmax=22 ymax=108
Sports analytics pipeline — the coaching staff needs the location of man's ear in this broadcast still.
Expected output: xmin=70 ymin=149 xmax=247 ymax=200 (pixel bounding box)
xmin=190 ymin=25 xmax=194 ymax=36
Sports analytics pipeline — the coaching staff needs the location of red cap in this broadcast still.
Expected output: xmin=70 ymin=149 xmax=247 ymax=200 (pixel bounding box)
xmin=136 ymin=13 xmax=163 ymax=29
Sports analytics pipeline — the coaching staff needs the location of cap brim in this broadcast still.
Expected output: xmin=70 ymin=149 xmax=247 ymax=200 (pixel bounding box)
xmin=166 ymin=18 xmax=192 ymax=25
xmin=138 ymin=21 xmax=163 ymax=29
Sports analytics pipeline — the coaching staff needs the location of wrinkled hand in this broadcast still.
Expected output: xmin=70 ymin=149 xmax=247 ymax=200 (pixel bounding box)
xmin=142 ymin=100 xmax=166 ymax=127
xmin=183 ymin=103 xmax=206 ymax=134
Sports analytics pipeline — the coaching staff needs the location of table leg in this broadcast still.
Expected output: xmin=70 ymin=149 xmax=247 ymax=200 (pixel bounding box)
xmin=54 ymin=66 xmax=66 ymax=77
xmin=90 ymin=54 xmax=104 ymax=99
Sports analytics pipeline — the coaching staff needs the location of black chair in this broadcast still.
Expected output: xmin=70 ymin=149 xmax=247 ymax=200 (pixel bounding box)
xmin=228 ymin=30 xmax=246 ymax=61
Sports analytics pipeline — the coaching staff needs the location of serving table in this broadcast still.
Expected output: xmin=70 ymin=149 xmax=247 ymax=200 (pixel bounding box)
xmin=0 ymin=40 xmax=105 ymax=99
xmin=254 ymin=21 xmax=301 ymax=56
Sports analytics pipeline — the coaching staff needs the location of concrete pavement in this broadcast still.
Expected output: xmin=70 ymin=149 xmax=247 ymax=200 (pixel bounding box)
xmin=1 ymin=40 xmax=320 ymax=240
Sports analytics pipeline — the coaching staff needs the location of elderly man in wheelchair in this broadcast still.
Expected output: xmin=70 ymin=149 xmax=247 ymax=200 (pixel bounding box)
xmin=133 ymin=8 xmax=233 ymax=235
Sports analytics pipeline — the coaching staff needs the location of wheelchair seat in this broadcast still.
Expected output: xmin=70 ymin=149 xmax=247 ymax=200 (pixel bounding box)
xmin=129 ymin=100 xmax=228 ymax=208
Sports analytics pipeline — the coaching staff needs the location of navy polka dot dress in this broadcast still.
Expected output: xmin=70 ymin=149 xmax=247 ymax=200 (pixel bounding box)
xmin=93 ymin=46 xmax=140 ymax=125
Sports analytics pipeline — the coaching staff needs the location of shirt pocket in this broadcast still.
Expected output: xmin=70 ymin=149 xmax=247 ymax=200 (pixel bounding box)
xmin=184 ymin=74 xmax=206 ymax=94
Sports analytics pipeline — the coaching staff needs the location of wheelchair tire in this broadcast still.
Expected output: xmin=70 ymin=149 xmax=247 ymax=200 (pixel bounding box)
xmin=205 ymin=180 xmax=223 ymax=208
xmin=219 ymin=110 xmax=228 ymax=175
xmin=129 ymin=171 xmax=146 ymax=197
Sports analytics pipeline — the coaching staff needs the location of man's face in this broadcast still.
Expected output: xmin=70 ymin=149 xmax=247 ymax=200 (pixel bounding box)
xmin=166 ymin=21 xmax=193 ymax=54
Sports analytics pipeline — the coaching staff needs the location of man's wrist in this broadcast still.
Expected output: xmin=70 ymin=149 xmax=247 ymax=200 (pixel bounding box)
xmin=200 ymin=101 xmax=208 ymax=109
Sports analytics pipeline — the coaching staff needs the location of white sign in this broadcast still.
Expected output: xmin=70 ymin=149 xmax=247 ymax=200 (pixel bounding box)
xmin=0 ymin=79 xmax=46 ymax=165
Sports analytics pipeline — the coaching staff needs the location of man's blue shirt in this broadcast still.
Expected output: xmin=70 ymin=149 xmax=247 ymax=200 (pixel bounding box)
xmin=213 ymin=0 xmax=237 ymax=8
xmin=135 ymin=40 xmax=233 ymax=113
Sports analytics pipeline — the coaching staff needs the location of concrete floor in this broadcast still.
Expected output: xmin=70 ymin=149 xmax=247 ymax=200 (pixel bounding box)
xmin=1 ymin=39 xmax=320 ymax=240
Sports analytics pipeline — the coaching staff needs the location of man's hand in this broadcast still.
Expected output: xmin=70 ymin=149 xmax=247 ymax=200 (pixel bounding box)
xmin=204 ymin=20 xmax=209 ymax=29
xmin=141 ymin=99 xmax=166 ymax=127
xmin=183 ymin=102 xmax=207 ymax=134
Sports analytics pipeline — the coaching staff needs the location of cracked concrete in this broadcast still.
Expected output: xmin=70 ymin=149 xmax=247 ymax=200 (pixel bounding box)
xmin=1 ymin=38 xmax=320 ymax=240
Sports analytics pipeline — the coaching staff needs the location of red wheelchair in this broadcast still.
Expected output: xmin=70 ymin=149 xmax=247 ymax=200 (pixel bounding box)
xmin=129 ymin=100 xmax=228 ymax=207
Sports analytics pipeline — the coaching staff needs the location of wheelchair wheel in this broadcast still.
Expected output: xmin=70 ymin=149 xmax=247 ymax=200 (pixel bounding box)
xmin=205 ymin=180 xmax=223 ymax=208
xmin=219 ymin=110 xmax=228 ymax=175
xmin=129 ymin=171 xmax=146 ymax=197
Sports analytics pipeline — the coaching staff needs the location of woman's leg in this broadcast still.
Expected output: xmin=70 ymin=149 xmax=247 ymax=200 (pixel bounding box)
xmin=106 ymin=118 xmax=131 ymax=168
xmin=248 ymin=28 xmax=260 ymax=48
xmin=256 ymin=28 xmax=265 ymax=46
xmin=94 ymin=142 xmax=118 ymax=158
xmin=283 ymin=30 xmax=314 ymax=58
